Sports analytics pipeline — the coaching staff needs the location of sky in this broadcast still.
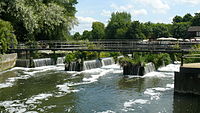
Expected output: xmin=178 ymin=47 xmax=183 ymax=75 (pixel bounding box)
xmin=71 ymin=0 xmax=200 ymax=34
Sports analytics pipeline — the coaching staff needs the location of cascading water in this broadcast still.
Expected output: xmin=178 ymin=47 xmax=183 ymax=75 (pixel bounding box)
xmin=144 ymin=62 xmax=156 ymax=74
xmin=101 ymin=57 xmax=115 ymax=66
xmin=33 ymin=58 xmax=54 ymax=67
xmin=57 ymin=57 xmax=65 ymax=65
xmin=83 ymin=59 xmax=102 ymax=70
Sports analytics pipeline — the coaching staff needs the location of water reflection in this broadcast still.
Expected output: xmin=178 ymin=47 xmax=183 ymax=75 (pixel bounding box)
xmin=173 ymin=94 xmax=200 ymax=113
xmin=118 ymin=77 xmax=162 ymax=93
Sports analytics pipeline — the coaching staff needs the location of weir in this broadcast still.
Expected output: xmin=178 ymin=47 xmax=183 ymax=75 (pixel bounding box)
xmin=57 ymin=57 xmax=65 ymax=65
xmin=33 ymin=58 xmax=54 ymax=67
xmin=101 ymin=57 xmax=115 ymax=66
xmin=123 ymin=62 xmax=156 ymax=76
xmin=83 ymin=59 xmax=102 ymax=70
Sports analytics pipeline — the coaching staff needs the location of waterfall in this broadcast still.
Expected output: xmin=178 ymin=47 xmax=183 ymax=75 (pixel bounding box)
xmin=83 ymin=59 xmax=102 ymax=70
xmin=33 ymin=58 xmax=54 ymax=67
xmin=16 ymin=59 xmax=30 ymax=68
xmin=101 ymin=57 xmax=115 ymax=66
xmin=144 ymin=62 xmax=155 ymax=74
xmin=57 ymin=57 xmax=65 ymax=65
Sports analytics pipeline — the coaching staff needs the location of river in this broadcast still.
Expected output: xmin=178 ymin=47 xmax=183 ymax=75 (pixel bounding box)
xmin=0 ymin=64 xmax=200 ymax=113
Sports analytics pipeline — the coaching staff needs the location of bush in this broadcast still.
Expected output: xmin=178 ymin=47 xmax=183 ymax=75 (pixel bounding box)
xmin=0 ymin=19 xmax=17 ymax=54
xmin=184 ymin=44 xmax=200 ymax=63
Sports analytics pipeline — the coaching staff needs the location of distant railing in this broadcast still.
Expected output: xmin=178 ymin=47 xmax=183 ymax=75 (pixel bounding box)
xmin=15 ymin=40 xmax=200 ymax=51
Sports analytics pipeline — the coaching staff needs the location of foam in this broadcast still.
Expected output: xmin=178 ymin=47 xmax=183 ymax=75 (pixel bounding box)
xmin=158 ymin=64 xmax=180 ymax=72
xmin=143 ymin=72 xmax=166 ymax=78
xmin=124 ymin=99 xmax=149 ymax=108
xmin=144 ymin=88 xmax=161 ymax=100
xmin=97 ymin=110 xmax=116 ymax=113
xmin=26 ymin=94 xmax=53 ymax=104
xmin=56 ymin=83 xmax=79 ymax=93
xmin=166 ymin=84 xmax=174 ymax=88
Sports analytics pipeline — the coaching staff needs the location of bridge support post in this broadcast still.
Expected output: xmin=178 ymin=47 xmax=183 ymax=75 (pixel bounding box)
xmin=53 ymin=50 xmax=57 ymax=65
xmin=181 ymin=50 xmax=184 ymax=66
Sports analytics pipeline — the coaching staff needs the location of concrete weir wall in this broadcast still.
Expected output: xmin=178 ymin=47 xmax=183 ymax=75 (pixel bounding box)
xmin=0 ymin=53 xmax=17 ymax=71
xmin=175 ymin=64 xmax=200 ymax=95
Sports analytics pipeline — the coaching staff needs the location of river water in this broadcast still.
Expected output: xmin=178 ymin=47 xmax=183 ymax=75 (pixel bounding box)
xmin=0 ymin=64 xmax=200 ymax=113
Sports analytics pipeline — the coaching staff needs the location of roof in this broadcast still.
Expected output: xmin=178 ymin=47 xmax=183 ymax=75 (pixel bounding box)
xmin=188 ymin=26 xmax=200 ymax=32
xmin=157 ymin=37 xmax=177 ymax=41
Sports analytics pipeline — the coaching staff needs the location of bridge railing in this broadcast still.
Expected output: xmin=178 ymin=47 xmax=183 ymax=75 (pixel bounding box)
xmin=14 ymin=40 xmax=200 ymax=52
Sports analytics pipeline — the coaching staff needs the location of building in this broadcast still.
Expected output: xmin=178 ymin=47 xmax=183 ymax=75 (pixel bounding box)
xmin=188 ymin=26 xmax=200 ymax=38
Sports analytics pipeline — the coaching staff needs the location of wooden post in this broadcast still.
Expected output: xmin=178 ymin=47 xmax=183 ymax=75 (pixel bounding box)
xmin=181 ymin=50 xmax=184 ymax=66
xmin=53 ymin=50 xmax=57 ymax=65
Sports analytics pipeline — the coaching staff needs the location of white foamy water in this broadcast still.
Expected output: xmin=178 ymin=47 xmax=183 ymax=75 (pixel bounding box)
xmin=97 ymin=110 xmax=116 ymax=113
xmin=25 ymin=94 xmax=53 ymax=104
xmin=0 ymin=93 xmax=53 ymax=113
xmin=158 ymin=64 xmax=180 ymax=72
xmin=124 ymin=99 xmax=149 ymax=108
xmin=0 ymin=66 xmax=65 ymax=90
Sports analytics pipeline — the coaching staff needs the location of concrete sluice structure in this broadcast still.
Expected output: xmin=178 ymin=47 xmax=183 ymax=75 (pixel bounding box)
xmin=175 ymin=63 xmax=200 ymax=95
xmin=65 ymin=57 xmax=115 ymax=71
xmin=0 ymin=53 xmax=17 ymax=71
xmin=123 ymin=62 xmax=156 ymax=77
xmin=16 ymin=57 xmax=65 ymax=68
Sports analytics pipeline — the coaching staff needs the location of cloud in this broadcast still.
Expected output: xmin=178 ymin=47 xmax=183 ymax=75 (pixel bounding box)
xmin=136 ymin=0 xmax=170 ymax=14
xmin=176 ymin=0 xmax=200 ymax=5
xmin=77 ymin=16 xmax=98 ymax=24
xmin=107 ymin=3 xmax=148 ymax=16
xmin=132 ymin=9 xmax=147 ymax=16
xmin=101 ymin=10 xmax=112 ymax=17
xmin=71 ymin=16 xmax=98 ymax=34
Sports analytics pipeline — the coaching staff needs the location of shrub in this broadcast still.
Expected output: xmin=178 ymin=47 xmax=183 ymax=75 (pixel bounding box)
xmin=0 ymin=19 xmax=17 ymax=54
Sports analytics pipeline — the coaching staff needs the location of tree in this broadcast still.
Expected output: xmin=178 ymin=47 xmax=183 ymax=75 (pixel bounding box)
xmin=0 ymin=0 xmax=78 ymax=41
xmin=126 ymin=21 xmax=145 ymax=40
xmin=182 ymin=13 xmax=193 ymax=22
xmin=142 ymin=22 xmax=153 ymax=39
xmin=73 ymin=32 xmax=81 ymax=40
xmin=191 ymin=13 xmax=200 ymax=26
xmin=0 ymin=19 xmax=17 ymax=54
xmin=152 ymin=24 xmax=170 ymax=38
xmin=91 ymin=22 xmax=105 ymax=40
xmin=105 ymin=12 xmax=131 ymax=39
xmin=82 ymin=30 xmax=92 ymax=40
xmin=172 ymin=22 xmax=191 ymax=39
xmin=173 ymin=16 xmax=183 ymax=23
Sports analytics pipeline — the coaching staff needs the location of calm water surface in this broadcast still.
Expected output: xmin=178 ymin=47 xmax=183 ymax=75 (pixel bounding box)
xmin=0 ymin=64 xmax=200 ymax=113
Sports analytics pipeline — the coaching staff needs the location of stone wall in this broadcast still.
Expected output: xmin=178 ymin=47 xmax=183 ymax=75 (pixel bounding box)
xmin=0 ymin=53 xmax=17 ymax=71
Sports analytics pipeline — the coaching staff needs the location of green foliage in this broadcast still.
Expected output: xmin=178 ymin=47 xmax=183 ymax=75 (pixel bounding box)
xmin=91 ymin=22 xmax=105 ymax=40
xmin=82 ymin=30 xmax=92 ymax=40
xmin=1 ymin=0 xmax=77 ymax=41
xmin=73 ymin=32 xmax=81 ymax=40
xmin=105 ymin=12 xmax=131 ymax=39
xmin=151 ymin=23 xmax=170 ymax=38
xmin=126 ymin=21 xmax=146 ymax=39
xmin=100 ymin=52 xmax=110 ymax=58
xmin=0 ymin=19 xmax=17 ymax=54
xmin=119 ymin=53 xmax=171 ymax=69
xmin=65 ymin=52 xmax=76 ymax=63
xmin=191 ymin=13 xmax=200 ymax=26
xmin=183 ymin=13 xmax=193 ymax=22
xmin=172 ymin=22 xmax=191 ymax=38
xmin=184 ymin=44 xmax=200 ymax=63
xmin=173 ymin=16 xmax=183 ymax=23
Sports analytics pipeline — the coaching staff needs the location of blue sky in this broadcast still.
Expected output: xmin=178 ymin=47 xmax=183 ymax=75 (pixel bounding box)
xmin=71 ymin=0 xmax=200 ymax=34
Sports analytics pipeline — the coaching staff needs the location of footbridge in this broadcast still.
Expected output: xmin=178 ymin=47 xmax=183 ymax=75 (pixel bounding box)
xmin=7 ymin=40 xmax=200 ymax=53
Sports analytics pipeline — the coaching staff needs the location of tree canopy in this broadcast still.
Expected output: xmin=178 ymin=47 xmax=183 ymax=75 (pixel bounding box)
xmin=105 ymin=12 xmax=131 ymax=39
xmin=0 ymin=19 xmax=17 ymax=54
xmin=0 ymin=0 xmax=78 ymax=41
